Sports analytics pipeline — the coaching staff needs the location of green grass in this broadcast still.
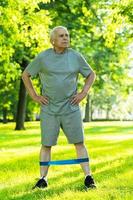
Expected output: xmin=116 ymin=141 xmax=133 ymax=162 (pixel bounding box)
xmin=0 ymin=121 xmax=133 ymax=200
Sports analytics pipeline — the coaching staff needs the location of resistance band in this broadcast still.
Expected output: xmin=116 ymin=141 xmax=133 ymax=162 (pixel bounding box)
xmin=40 ymin=158 xmax=89 ymax=166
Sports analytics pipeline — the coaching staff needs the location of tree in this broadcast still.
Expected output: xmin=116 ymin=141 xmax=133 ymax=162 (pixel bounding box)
xmin=1 ymin=0 xmax=51 ymax=129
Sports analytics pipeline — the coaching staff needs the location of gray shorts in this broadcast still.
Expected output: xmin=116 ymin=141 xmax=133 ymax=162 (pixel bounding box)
xmin=40 ymin=110 xmax=84 ymax=146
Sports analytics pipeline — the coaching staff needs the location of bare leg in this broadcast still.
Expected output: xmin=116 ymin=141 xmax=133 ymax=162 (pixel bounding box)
xmin=74 ymin=142 xmax=91 ymax=176
xmin=40 ymin=145 xmax=52 ymax=177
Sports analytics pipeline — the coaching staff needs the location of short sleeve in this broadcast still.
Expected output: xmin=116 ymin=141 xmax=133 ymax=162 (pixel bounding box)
xmin=25 ymin=54 xmax=42 ymax=77
xmin=78 ymin=53 xmax=93 ymax=78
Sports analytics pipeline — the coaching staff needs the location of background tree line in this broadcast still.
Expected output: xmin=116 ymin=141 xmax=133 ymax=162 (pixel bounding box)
xmin=0 ymin=0 xmax=133 ymax=129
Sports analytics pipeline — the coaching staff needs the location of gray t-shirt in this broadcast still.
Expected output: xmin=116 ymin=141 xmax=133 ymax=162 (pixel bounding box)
xmin=25 ymin=48 xmax=93 ymax=115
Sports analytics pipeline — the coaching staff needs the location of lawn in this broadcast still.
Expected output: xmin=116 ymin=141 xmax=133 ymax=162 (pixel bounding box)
xmin=0 ymin=121 xmax=133 ymax=200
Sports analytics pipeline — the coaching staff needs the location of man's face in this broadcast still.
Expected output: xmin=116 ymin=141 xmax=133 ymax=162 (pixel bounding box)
xmin=52 ymin=28 xmax=70 ymax=48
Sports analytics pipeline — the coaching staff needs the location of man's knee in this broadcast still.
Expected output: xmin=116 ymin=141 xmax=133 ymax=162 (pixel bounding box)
xmin=41 ymin=145 xmax=52 ymax=151
xmin=74 ymin=142 xmax=85 ymax=150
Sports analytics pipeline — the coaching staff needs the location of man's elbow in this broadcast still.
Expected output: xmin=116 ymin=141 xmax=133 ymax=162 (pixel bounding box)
xmin=22 ymin=70 xmax=30 ymax=80
xmin=88 ymin=71 xmax=96 ymax=80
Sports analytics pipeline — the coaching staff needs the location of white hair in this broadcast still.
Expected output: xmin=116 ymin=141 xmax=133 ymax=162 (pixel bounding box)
xmin=50 ymin=26 xmax=68 ymax=42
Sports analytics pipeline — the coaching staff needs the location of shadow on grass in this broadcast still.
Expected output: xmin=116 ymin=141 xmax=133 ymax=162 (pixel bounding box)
xmin=85 ymin=125 xmax=133 ymax=135
xmin=0 ymin=154 xmax=132 ymax=200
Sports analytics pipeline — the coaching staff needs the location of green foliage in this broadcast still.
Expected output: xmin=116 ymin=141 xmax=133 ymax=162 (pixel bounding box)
xmin=0 ymin=0 xmax=51 ymax=120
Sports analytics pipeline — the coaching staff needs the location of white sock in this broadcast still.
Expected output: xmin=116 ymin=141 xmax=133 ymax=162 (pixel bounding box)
xmin=40 ymin=176 xmax=47 ymax=181
xmin=85 ymin=174 xmax=91 ymax=178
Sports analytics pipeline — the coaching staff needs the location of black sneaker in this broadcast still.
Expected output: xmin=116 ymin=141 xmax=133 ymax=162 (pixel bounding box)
xmin=84 ymin=175 xmax=96 ymax=189
xmin=32 ymin=178 xmax=48 ymax=189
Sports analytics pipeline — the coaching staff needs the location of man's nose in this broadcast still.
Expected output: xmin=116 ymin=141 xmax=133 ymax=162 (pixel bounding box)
xmin=63 ymin=35 xmax=68 ymax=40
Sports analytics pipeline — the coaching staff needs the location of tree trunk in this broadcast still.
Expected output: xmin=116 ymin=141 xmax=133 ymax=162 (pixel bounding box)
xmin=90 ymin=100 xmax=93 ymax=121
xmin=3 ymin=107 xmax=8 ymax=123
xmin=84 ymin=94 xmax=91 ymax=122
xmin=15 ymin=60 xmax=28 ymax=130
xmin=15 ymin=79 xmax=27 ymax=130
xmin=106 ymin=107 xmax=110 ymax=120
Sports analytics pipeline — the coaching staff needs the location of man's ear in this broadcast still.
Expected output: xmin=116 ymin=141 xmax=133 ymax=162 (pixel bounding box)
xmin=50 ymin=39 xmax=54 ymax=45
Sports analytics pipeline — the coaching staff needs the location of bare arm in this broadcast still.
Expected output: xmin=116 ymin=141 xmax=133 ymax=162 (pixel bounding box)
xmin=81 ymin=71 xmax=96 ymax=95
xmin=22 ymin=70 xmax=49 ymax=105
xmin=70 ymin=71 xmax=96 ymax=105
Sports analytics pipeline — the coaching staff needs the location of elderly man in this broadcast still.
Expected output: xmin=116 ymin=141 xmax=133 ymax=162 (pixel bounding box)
xmin=22 ymin=26 xmax=96 ymax=189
